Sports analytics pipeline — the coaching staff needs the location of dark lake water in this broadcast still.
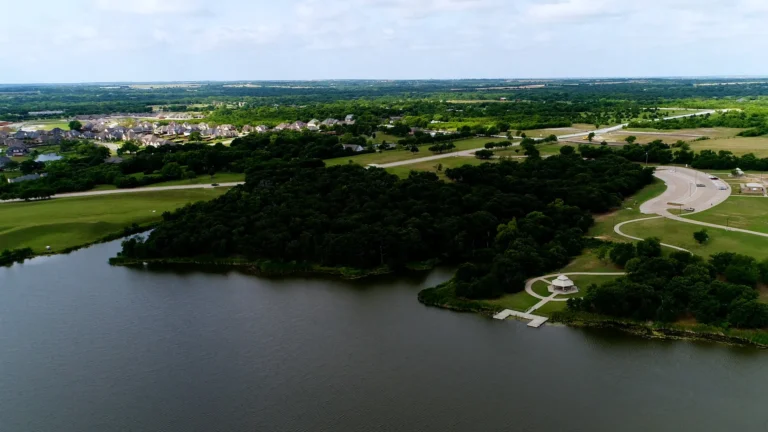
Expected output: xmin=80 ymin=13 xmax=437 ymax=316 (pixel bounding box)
xmin=2 ymin=240 xmax=768 ymax=432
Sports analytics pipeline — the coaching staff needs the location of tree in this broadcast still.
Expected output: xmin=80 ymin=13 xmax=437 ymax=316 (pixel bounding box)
xmin=161 ymin=162 xmax=183 ymax=179
xmin=68 ymin=120 xmax=83 ymax=131
xmin=693 ymin=229 xmax=709 ymax=244
xmin=587 ymin=132 xmax=595 ymax=142
xmin=609 ymin=243 xmax=636 ymax=267
xmin=521 ymin=142 xmax=540 ymax=159
xmin=409 ymin=145 xmax=420 ymax=155
xmin=636 ymin=237 xmax=662 ymax=258
xmin=19 ymin=160 xmax=42 ymax=175
xmin=559 ymin=145 xmax=575 ymax=156
xmin=625 ymin=136 xmax=637 ymax=144
xmin=484 ymin=142 xmax=496 ymax=149
xmin=189 ymin=131 xmax=203 ymax=142
xmin=475 ymin=149 xmax=494 ymax=160
xmin=117 ymin=141 xmax=140 ymax=156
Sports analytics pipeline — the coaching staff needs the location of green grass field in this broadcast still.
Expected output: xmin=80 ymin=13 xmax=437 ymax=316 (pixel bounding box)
xmin=482 ymin=291 xmax=541 ymax=313
xmin=384 ymin=157 xmax=489 ymax=179
xmin=588 ymin=178 xmax=667 ymax=241
xmin=686 ymin=196 xmax=768 ymax=234
xmin=324 ymin=137 xmax=509 ymax=167
xmin=620 ymin=218 xmax=768 ymax=260
xmin=0 ymin=189 xmax=228 ymax=253
xmin=688 ymin=137 xmax=768 ymax=157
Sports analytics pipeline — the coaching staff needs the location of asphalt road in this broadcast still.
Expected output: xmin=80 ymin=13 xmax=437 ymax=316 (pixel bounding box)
xmin=641 ymin=166 xmax=731 ymax=216
xmin=0 ymin=182 xmax=243 ymax=204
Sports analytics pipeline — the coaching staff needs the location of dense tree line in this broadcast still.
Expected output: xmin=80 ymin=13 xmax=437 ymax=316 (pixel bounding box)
xmin=627 ymin=110 xmax=766 ymax=130
xmin=0 ymin=248 xmax=34 ymax=266
xmin=578 ymin=140 xmax=768 ymax=171
xmin=570 ymin=243 xmax=768 ymax=329
xmin=116 ymin=153 xmax=653 ymax=297
xmin=0 ymin=133 xmax=370 ymax=200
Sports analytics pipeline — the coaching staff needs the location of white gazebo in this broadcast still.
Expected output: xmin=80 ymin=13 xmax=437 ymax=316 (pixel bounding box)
xmin=550 ymin=275 xmax=576 ymax=293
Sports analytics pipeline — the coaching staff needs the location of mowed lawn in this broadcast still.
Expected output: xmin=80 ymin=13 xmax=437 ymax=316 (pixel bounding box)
xmin=324 ymin=137 xmax=510 ymax=167
xmin=688 ymin=137 xmax=768 ymax=157
xmin=620 ymin=218 xmax=768 ymax=260
xmin=686 ymin=196 xmax=768 ymax=234
xmin=385 ymin=156 xmax=494 ymax=179
xmin=0 ymin=189 xmax=228 ymax=253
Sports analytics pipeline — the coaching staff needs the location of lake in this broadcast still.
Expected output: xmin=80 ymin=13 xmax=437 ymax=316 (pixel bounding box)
xmin=1 ymin=240 xmax=768 ymax=432
xmin=34 ymin=153 xmax=63 ymax=162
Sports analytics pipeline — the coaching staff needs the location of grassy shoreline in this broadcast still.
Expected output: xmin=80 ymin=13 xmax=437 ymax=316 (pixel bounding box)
xmin=418 ymin=284 xmax=768 ymax=348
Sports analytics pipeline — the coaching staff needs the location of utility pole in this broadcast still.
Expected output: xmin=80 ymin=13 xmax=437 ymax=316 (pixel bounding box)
xmin=645 ymin=152 xmax=649 ymax=167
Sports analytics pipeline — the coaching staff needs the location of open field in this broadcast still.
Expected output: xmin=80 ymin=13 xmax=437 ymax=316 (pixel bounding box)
xmin=688 ymin=137 xmax=768 ymax=157
xmin=19 ymin=119 xmax=70 ymax=131
xmin=385 ymin=156 xmax=489 ymax=179
xmin=324 ymin=137 xmax=509 ymax=167
xmin=0 ymin=189 xmax=227 ymax=253
xmin=522 ymin=123 xmax=595 ymax=138
xmin=482 ymin=291 xmax=541 ymax=313
xmin=620 ymin=217 xmax=768 ymax=260
xmin=620 ymin=127 xmax=743 ymax=139
xmin=686 ymin=196 xmax=768 ymax=234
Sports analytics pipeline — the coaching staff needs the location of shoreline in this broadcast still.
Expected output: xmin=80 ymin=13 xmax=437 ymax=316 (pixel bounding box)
xmin=418 ymin=284 xmax=768 ymax=348
xmin=109 ymin=256 xmax=439 ymax=280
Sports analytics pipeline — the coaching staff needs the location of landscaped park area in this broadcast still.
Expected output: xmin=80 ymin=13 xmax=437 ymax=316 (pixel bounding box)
xmin=0 ymin=188 xmax=228 ymax=253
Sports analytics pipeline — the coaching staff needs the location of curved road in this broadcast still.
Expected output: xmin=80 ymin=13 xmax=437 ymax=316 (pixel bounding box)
xmin=375 ymin=109 xmax=732 ymax=169
xmin=614 ymin=165 xmax=768 ymax=247
xmin=0 ymin=182 xmax=244 ymax=204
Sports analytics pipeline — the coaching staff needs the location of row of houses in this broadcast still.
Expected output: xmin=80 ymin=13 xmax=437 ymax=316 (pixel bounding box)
xmin=272 ymin=115 xmax=356 ymax=132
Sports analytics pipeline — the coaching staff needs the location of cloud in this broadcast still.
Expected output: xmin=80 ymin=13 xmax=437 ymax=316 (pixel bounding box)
xmin=524 ymin=0 xmax=627 ymax=23
xmin=93 ymin=0 xmax=210 ymax=15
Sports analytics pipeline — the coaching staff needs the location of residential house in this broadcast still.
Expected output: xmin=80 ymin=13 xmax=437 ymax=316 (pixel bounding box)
xmin=6 ymin=142 xmax=29 ymax=156
xmin=321 ymin=118 xmax=339 ymax=127
xmin=274 ymin=123 xmax=290 ymax=131
xmin=343 ymin=144 xmax=365 ymax=152
xmin=289 ymin=121 xmax=307 ymax=131
xmin=345 ymin=114 xmax=355 ymax=122
xmin=255 ymin=125 xmax=269 ymax=133
xmin=140 ymin=134 xmax=171 ymax=148
xmin=104 ymin=156 xmax=124 ymax=164
xmin=242 ymin=125 xmax=255 ymax=134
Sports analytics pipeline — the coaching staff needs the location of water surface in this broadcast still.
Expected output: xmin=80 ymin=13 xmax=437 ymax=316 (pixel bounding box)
xmin=1 ymin=241 xmax=767 ymax=432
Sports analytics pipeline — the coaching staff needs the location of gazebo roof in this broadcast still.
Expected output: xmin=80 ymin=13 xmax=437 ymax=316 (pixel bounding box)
xmin=552 ymin=275 xmax=574 ymax=287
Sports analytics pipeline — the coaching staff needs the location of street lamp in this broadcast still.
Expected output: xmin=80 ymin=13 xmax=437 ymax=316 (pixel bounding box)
xmin=726 ymin=217 xmax=731 ymax=231
xmin=645 ymin=152 xmax=649 ymax=167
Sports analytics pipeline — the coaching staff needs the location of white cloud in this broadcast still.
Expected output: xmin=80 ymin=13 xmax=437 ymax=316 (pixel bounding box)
xmin=525 ymin=0 xmax=626 ymax=23
xmin=93 ymin=0 xmax=209 ymax=15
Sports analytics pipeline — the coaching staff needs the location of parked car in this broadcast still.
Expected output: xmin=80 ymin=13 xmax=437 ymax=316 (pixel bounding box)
xmin=211 ymin=183 xmax=220 ymax=187
xmin=709 ymin=175 xmax=719 ymax=180
xmin=684 ymin=207 xmax=695 ymax=212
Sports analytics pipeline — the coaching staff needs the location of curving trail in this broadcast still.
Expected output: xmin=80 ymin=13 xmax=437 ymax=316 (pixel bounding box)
xmin=524 ymin=272 xmax=627 ymax=302
xmin=613 ymin=216 xmax=692 ymax=253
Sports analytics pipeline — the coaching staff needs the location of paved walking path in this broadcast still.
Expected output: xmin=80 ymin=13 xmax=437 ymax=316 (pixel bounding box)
xmin=0 ymin=182 xmax=243 ymax=204
xmin=494 ymin=272 xmax=626 ymax=328
xmin=614 ymin=216 xmax=692 ymax=252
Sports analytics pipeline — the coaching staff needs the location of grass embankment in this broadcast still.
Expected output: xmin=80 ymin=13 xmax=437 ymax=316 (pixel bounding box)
xmin=551 ymin=311 xmax=768 ymax=348
xmin=686 ymin=196 xmax=768 ymax=234
xmin=588 ymin=178 xmax=667 ymax=242
xmin=689 ymin=137 xmax=768 ymax=157
xmin=324 ymin=137 xmax=510 ymax=167
xmin=385 ymin=157 xmax=489 ymax=179
xmin=620 ymin=217 xmax=768 ymax=260
xmin=0 ymin=189 xmax=227 ymax=253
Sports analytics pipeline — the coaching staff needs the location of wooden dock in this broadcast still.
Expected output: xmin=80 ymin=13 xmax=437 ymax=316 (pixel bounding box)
xmin=493 ymin=309 xmax=549 ymax=328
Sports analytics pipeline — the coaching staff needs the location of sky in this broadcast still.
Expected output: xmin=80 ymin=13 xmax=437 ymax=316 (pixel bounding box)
xmin=2 ymin=0 xmax=768 ymax=83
